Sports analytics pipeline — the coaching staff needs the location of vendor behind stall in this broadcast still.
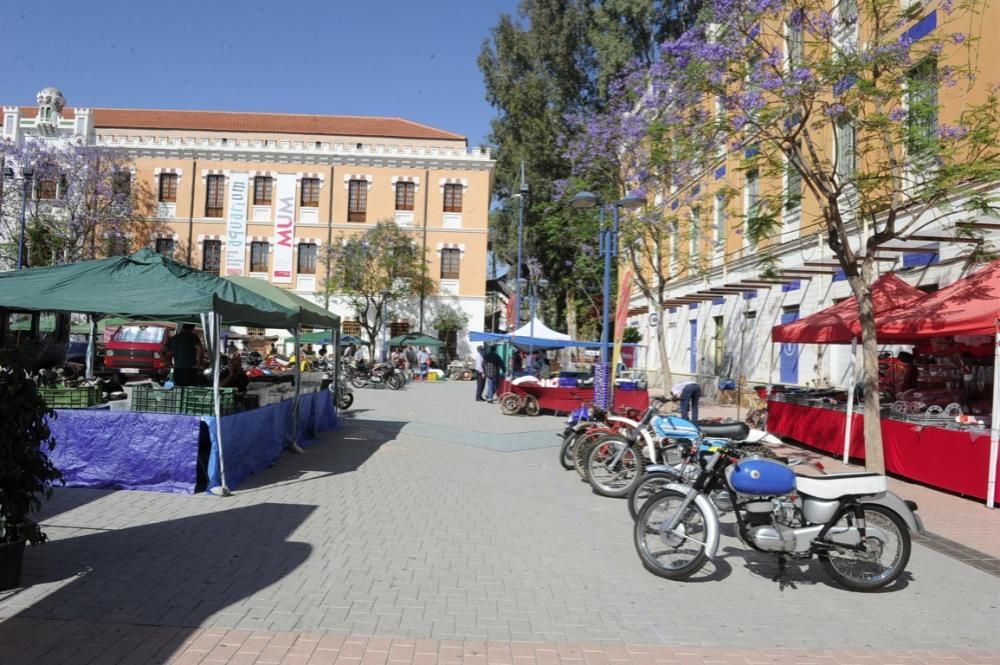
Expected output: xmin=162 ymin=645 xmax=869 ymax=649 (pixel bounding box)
xmin=167 ymin=323 xmax=203 ymax=387
xmin=220 ymin=353 xmax=249 ymax=392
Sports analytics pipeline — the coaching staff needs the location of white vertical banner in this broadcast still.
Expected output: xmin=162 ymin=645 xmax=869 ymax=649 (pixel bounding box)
xmin=224 ymin=172 xmax=249 ymax=275
xmin=273 ymin=173 xmax=296 ymax=283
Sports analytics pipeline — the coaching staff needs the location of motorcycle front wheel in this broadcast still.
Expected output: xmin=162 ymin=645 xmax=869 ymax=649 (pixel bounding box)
xmin=559 ymin=431 xmax=579 ymax=470
xmin=338 ymin=391 xmax=354 ymax=409
xmin=819 ymin=504 xmax=911 ymax=592
xmin=387 ymin=373 xmax=405 ymax=390
xmin=573 ymin=427 xmax=616 ymax=479
xmin=634 ymin=489 xmax=710 ymax=580
xmin=628 ymin=470 xmax=685 ymax=520
xmin=349 ymin=373 xmax=367 ymax=389
xmin=587 ymin=435 xmax=643 ymax=498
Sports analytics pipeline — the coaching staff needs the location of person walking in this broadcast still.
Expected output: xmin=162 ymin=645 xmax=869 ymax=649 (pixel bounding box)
xmin=671 ymin=380 xmax=702 ymax=423
xmin=416 ymin=347 xmax=430 ymax=382
xmin=474 ymin=345 xmax=486 ymax=401
xmin=482 ymin=345 xmax=505 ymax=402
xmin=167 ymin=323 xmax=203 ymax=387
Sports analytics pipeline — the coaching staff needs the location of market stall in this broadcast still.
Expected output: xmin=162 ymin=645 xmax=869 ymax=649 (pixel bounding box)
xmin=0 ymin=250 xmax=341 ymax=494
xmin=767 ymin=264 xmax=1000 ymax=505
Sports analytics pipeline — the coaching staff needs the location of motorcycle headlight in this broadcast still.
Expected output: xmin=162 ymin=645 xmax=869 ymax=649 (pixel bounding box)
xmin=106 ymin=350 xmax=114 ymax=356
xmin=153 ymin=352 xmax=161 ymax=359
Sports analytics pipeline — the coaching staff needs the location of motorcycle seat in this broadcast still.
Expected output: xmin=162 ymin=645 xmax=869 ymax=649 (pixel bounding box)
xmin=795 ymin=472 xmax=887 ymax=500
xmin=697 ymin=421 xmax=750 ymax=440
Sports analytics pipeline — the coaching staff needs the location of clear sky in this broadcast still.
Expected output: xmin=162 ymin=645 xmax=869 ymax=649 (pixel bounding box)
xmin=1 ymin=0 xmax=519 ymax=148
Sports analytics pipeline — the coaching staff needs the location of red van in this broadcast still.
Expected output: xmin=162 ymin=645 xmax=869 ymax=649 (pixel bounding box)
xmin=103 ymin=323 xmax=176 ymax=379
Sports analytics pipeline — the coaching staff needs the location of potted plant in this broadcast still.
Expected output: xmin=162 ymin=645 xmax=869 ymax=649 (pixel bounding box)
xmin=0 ymin=352 xmax=64 ymax=591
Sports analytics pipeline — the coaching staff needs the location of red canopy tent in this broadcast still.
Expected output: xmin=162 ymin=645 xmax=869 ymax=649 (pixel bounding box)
xmin=875 ymin=259 xmax=1000 ymax=341
xmin=771 ymin=272 xmax=925 ymax=343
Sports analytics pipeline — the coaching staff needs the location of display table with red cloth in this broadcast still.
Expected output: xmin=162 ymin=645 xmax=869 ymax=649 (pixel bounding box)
xmin=498 ymin=380 xmax=649 ymax=414
xmin=767 ymin=399 xmax=1000 ymax=503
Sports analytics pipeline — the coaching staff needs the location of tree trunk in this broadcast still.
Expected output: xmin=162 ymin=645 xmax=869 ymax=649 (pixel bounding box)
xmin=846 ymin=272 xmax=885 ymax=474
xmin=565 ymin=290 xmax=578 ymax=341
xmin=653 ymin=301 xmax=673 ymax=395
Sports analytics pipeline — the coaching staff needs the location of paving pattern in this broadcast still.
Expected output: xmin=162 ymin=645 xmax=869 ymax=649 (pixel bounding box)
xmin=1 ymin=381 xmax=998 ymax=663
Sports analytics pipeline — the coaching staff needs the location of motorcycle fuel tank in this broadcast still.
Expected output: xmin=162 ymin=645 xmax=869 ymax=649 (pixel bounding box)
xmin=729 ymin=458 xmax=796 ymax=496
xmin=652 ymin=415 xmax=701 ymax=440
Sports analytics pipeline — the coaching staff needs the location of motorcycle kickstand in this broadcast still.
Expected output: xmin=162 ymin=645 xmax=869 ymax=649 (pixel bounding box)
xmin=772 ymin=555 xmax=796 ymax=590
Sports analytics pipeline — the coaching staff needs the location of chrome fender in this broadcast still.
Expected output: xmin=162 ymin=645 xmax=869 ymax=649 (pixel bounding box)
xmin=659 ymin=483 xmax=721 ymax=560
xmin=857 ymin=491 xmax=925 ymax=533
xmin=607 ymin=416 xmax=656 ymax=461
xmin=825 ymin=523 xmax=893 ymax=547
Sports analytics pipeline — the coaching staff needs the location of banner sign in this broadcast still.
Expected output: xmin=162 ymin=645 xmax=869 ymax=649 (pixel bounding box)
xmin=224 ymin=173 xmax=249 ymax=275
xmin=272 ymin=173 xmax=296 ymax=283
xmin=612 ymin=268 xmax=633 ymax=380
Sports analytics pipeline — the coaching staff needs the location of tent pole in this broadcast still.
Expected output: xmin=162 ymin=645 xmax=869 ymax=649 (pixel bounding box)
xmin=843 ymin=337 xmax=857 ymax=464
xmin=290 ymin=325 xmax=303 ymax=453
xmin=988 ymin=326 xmax=999 ymax=508
xmin=85 ymin=314 xmax=97 ymax=380
xmin=210 ymin=311 xmax=230 ymax=496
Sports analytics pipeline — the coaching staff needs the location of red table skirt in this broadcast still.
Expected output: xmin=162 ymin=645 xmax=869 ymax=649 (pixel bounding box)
xmin=767 ymin=399 xmax=999 ymax=503
xmin=499 ymin=380 xmax=649 ymax=414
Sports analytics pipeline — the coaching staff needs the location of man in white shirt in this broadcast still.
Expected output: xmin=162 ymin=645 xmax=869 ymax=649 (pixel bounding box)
xmin=671 ymin=380 xmax=702 ymax=423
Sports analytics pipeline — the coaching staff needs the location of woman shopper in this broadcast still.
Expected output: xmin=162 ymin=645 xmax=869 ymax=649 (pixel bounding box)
xmin=482 ymin=345 xmax=505 ymax=402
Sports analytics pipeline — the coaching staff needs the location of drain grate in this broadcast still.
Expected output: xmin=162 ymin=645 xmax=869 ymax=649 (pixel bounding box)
xmin=914 ymin=531 xmax=1000 ymax=578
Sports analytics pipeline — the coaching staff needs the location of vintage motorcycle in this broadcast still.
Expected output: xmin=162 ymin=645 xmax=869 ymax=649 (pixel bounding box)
xmin=347 ymin=361 xmax=405 ymax=390
xmin=633 ymin=440 xmax=923 ymax=591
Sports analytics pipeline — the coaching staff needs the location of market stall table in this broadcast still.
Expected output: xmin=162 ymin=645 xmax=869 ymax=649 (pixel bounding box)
xmin=47 ymin=390 xmax=337 ymax=494
xmin=767 ymin=398 xmax=1000 ymax=504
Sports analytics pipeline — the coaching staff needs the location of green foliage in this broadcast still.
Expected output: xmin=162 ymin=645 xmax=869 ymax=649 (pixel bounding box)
xmin=622 ymin=326 xmax=643 ymax=343
xmin=0 ymin=352 xmax=64 ymax=545
xmin=431 ymin=305 xmax=470 ymax=333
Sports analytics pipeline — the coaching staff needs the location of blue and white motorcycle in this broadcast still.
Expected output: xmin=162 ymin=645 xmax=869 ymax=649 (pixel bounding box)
xmin=633 ymin=440 xmax=923 ymax=591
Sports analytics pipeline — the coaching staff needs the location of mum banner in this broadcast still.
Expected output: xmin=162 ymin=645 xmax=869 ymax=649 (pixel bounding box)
xmin=272 ymin=173 xmax=296 ymax=283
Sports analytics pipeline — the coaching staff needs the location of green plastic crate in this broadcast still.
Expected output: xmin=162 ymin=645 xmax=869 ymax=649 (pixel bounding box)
xmin=131 ymin=386 xmax=183 ymax=414
xmin=180 ymin=387 xmax=236 ymax=416
xmin=38 ymin=386 xmax=101 ymax=409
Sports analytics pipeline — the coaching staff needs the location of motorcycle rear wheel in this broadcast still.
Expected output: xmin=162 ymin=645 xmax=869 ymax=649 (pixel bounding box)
xmin=573 ymin=427 xmax=615 ymax=479
xmin=559 ymin=431 xmax=578 ymax=470
xmin=587 ymin=435 xmax=643 ymax=498
xmin=338 ymin=391 xmax=354 ymax=410
xmin=349 ymin=374 xmax=367 ymax=389
xmin=387 ymin=373 xmax=405 ymax=390
xmin=634 ymin=489 xmax=710 ymax=580
xmin=819 ymin=504 xmax=911 ymax=592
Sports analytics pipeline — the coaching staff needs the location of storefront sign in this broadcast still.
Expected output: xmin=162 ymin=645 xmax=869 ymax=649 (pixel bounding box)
xmin=272 ymin=173 xmax=296 ymax=283
xmin=224 ymin=173 xmax=249 ymax=275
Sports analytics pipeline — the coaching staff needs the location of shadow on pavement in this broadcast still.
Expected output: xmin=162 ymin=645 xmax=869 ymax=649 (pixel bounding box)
xmin=0 ymin=502 xmax=315 ymax=663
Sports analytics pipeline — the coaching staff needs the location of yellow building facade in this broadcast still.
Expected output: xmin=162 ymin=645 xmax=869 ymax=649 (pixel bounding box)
xmin=2 ymin=91 xmax=495 ymax=357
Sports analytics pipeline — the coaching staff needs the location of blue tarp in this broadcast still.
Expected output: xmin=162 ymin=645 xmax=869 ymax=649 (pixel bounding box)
xmin=469 ymin=330 xmax=638 ymax=350
xmin=47 ymin=391 xmax=337 ymax=494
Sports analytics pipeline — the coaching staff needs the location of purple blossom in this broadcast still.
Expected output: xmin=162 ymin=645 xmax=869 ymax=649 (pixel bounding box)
xmin=889 ymin=107 xmax=907 ymax=122
xmin=938 ymin=125 xmax=968 ymax=140
xmin=791 ymin=67 xmax=813 ymax=83
xmin=826 ymin=103 xmax=846 ymax=117
xmin=952 ymin=32 xmax=965 ymax=45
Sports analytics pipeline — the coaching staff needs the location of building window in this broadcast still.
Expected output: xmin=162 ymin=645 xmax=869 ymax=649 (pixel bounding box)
xmin=206 ymin=174 xmax=225 ymax=217
xmin=440 ymin=248 xmax=460 ymax=279
xmin=389 ymin=321 xmax=410 ymax=337
xmin=301 ymin=177 xmax=320 ymax=208
xmin=159 ymin=173 xmax=178 ymax=202
xmin=348 ymin=179 xmax=367 ymax=222
xmin=395 ymin=181 xmax=415 ymax=211
xmin=443 ymin=183 xmax=463 ymax=213
xmin=745 ymin=169 xmax=760 ymax=245
xmin=689 ymin=208 xmax=701 ymax=260
xmin=835 ymin=116 xmax=856 ymax=181
xmin=253 ymin=176 xmax=273 ymax=205
xmin=297 ymin=242 xmax=317 ymax=275
xmin=786 ymin=20 xmax=804 ymax=69
xmin=250 ymin=241 xmax=269 ymax=272
xmin=36 ymin=178 xmax=57 ymax=200
xmin=713 ymin=194 xmax=726 ymax=248
xmin=246 ymin=326 xmax=265 ymax=336
xmin=202 ymin=239 xmax=222 ymax=273
xmin=112 ymin=170 xmax=131 ymax=197
xmin=907 ymin=57 xmax=938 ymax=156
xmin=155 ymin=238 xmax=175 ymax=258
xmin=342 ymin=320 xmax=362 ymax=337
xmin=786 ymin=143 xmax=802 ymax=209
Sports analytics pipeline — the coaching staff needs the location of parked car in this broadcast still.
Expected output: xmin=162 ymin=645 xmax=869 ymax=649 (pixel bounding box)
xmin=103 ymin=323 xmax=203 ymax=380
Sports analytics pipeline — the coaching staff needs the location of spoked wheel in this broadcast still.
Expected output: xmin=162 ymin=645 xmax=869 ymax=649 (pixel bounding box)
xmin=586 ymin=435 xmax=643 ymax=498
xmin=387 ymin=373 xmax=405 ymax=390
xmin=628 ymin=470 xmax=684 ymax=520
xmin=524 ymin=395 xmax=541 ymax=416
xmin=338 ymin=390 xmax=354 ymax=410
xmin=573 ymin=427 xmax=615 ymax=479
xmin=634 ymin=489 xmax=710 ymax=580
xmin=349 ymin=373 xmax=367 ymax=389
xmin=448 ymin=368 xmax=462 ymax=380
xmin=819 ymin=504 xmax=911 ymax=592
xmin=559 ymin=432 xmax=579 ymax=470
xmin=736 ymin=443 xmax=777 ymax=459
xmin=499 ymin=392 xmax=522 ymax=415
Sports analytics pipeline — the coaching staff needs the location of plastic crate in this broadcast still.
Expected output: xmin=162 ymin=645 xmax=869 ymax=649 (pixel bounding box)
xmin=37 ymin=385 xmax=101 ymax=409
xmin=181 ymin=387 xmax=236 ymax=416
xmin=131 ymin=386 xmax=183 ymax=414
xmin=234 ymin=393 xmax=259 ymax=412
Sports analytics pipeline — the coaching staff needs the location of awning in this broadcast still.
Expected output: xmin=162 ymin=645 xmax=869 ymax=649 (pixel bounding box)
xmin=388 ymin=332 xmax=444 ymax=348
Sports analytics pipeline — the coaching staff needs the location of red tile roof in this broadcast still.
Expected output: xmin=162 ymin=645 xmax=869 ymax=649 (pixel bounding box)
xmin=17 ymin=107 xmax=466 ymax=142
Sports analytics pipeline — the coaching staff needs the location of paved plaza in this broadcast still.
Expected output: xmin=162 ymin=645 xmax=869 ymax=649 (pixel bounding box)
xmin=1 ymin=380 xmax=998 ymax=664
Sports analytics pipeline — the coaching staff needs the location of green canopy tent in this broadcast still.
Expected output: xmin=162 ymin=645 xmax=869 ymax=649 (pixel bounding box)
xmin=282 ymin=331 xmax=362 ymax=346
xmin=388 ymin=332 xmax=444 ymax=348
xmin=0 ymin=249 xmax=306 ymax=495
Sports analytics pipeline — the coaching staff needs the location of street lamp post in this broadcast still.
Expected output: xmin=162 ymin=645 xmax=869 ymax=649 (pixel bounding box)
xmin=381 ymin=290 xmax=390 ymax=362
xmin=571 ymin=190 xmax=647 ymax=406
xmin=517 ymin=275 xmax=549 ymax=369
xmin=3 ymin=166 xmax=33 ymax=270
xmin=513 ymin=162 xmax=528 ymax=331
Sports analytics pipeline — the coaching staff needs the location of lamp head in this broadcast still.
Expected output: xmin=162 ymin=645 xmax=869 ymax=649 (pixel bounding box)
xmin=2 ymin=167 xmax=13 ymax=179
xmin=21 ymin=166 xmax=33 ymax=179
xmin=517 ymin=277 xmax=528 ymax=289
xmin=538 ymin=278 xmax=550 ymax=289
xmin=571 ymin=191 xmax=599 ymax=209
xmin=617 ymin=191 xmax=647 ymax=210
